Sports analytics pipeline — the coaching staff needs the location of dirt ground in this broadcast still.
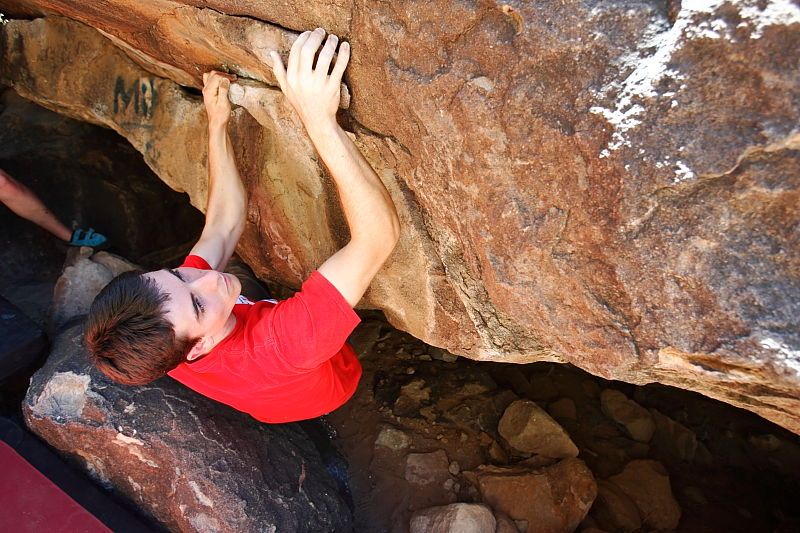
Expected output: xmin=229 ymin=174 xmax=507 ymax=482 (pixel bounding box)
xmin=330 ymin=315 xmax=800 ymax=533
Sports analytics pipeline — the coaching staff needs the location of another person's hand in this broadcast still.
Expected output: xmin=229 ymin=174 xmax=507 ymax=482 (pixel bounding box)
xmin=270 ymin=28 xmax=350 ymax=135
xmin=202 ymin=71 xmax=236 ymax=129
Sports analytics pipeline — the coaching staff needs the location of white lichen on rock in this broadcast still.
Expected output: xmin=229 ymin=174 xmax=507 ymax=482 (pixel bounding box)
xmin=591 ymin=1 xmax=800 ymax=156
xmin=685 ymin=17 xmax=729 ymax=40
xmin=189 ymin=481 xmax=215 ymax=508
xmin=759 ymin=336 xmax=800 ymax=376
xmin=115 ymin=432 xmax=145 ymax=446
xmin=29 ymin=371 xmax=93 ymax=421
xmin=739 ymin=0 xmax=800 ymax=39
xmin=77 ymin=451 xmax=113 ymax=489
xmin=673 ymin=161 xmax=696 ymax=183
xmin=113 ymin=433 xmax=159 ymax=468
xmin=128 ymin=476 xmax=143 ymax=492
xmin=188 ymin=513 xmax=222 ymax=533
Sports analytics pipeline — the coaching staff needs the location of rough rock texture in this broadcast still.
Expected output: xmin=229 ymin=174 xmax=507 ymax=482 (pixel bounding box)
xmin=50 ymin=248 xmax=137 ymax=332
xmin=608 ymin=459 xmax=682 ymax=530
xmin=409 ymin=503 xmax=496 ymax=533
xmin=493 ymin=512 xmax=522 ymax=533
xmin=405 ymin=449 xmax=453 ymax=488
xmin=329 ymin=323 xmax=800 ymax=532
xmin=374 ymin=425 xmax=412 ymax=451
xmin=649 ymin=407 xmax=713 ymax=464
xmin=22 ymin=322 xmax=353 ymax=532
xmin=592 ymin=479 xmax=643 ymax=533
xmin=497 ymin=399 xmax=579 ymax=458
xmin=1 ymin=1 xmax=799 ymax=433
xmin=600 ymin=388 xmax=656 ymax=443
xmin=467 ymin=457 xmax=597 ymax=533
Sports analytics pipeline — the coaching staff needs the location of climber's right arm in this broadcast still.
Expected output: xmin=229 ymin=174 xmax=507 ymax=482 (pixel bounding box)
xmin=270 ymin=29 xmax=400 ymax=307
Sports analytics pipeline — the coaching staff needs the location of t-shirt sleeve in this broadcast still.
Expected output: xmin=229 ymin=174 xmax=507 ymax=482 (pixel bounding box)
xmin=267 ymin=271 xmax=361 ymax=371
xmin=180 ymin=255 xmax=213 ymax=270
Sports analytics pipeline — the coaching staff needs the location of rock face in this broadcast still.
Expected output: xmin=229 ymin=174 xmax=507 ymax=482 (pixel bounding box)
xmin=468 ymin=458 xmax=597 ymax=533
xmin=50 ymin=248 xmax=138 ymax=332
xmin=405 ymin=449 xmax=453 ymax=488
xmin=649 ymin=408 xmax=713 ymax=464
xmin=330 ymin=324 xmax=800 ymax=532
xmin=608 ymin=459 xmax=682 ymax=531
xmin=1 ymin=2 xmax=799 ymax=433
xmin=497 ymin=399 xmax=579 ymax=458
xmin=600 ymin=389 xmax=656 ymax=443
xmin=592 ymin=479 xmax=643 ymax=533
xmin=409 ymin=503 xmax=496 ymax=533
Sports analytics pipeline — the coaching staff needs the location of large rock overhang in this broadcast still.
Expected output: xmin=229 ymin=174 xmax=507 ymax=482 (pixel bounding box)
xmin=0 ymin=1 xmax=798 ymax=433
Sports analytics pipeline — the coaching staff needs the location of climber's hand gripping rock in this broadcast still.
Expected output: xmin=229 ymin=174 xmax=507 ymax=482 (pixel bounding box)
xmin=202 ymin=71 xmax=237 ymax=129
xmin=270 ymin=28 xmax=350 ymax=134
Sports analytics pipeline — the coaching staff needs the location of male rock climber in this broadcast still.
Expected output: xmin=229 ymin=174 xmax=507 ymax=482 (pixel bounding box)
xmin=0 ymin=167 xmax=108 ymax=248
xmin=85 ymin=28 xmax=400 ymax=423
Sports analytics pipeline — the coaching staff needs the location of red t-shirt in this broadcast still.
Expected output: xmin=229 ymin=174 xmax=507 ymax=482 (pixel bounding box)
xmin=167 ymin=255 xmax=362 ymax=423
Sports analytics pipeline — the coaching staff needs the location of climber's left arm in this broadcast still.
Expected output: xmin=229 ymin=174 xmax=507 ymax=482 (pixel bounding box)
xmin=189 ymin=71 xmax=247 ymax=271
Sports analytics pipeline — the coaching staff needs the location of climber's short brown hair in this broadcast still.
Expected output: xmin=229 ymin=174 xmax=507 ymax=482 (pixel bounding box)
xmin=84 ymin=271 xmax=198 ymax=385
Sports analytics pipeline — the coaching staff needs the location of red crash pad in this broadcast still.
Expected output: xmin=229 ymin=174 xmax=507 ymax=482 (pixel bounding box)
xmin=0 ymin=441 xmax=111 ymax=533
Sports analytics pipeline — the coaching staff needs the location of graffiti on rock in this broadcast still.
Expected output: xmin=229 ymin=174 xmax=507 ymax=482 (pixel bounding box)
xmin=114 ymin=77 xmax=158 ymax=125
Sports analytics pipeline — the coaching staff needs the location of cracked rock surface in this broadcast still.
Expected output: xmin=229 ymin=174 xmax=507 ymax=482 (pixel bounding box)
xmin=1 ymin=1 xmax=799 ymax=433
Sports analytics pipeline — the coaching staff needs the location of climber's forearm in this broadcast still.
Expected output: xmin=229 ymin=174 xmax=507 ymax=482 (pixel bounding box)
xmin=204 ymin=124 xmax=246 ymax=238
xmin=190 ymin=122 xmax=247 ymax=270
xmin=307 ymin=120 xmax=399 ymax=255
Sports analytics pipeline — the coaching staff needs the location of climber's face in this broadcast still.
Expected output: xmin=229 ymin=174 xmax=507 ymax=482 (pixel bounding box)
xmin=146 ymin=267 xmax=241 ymax=358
